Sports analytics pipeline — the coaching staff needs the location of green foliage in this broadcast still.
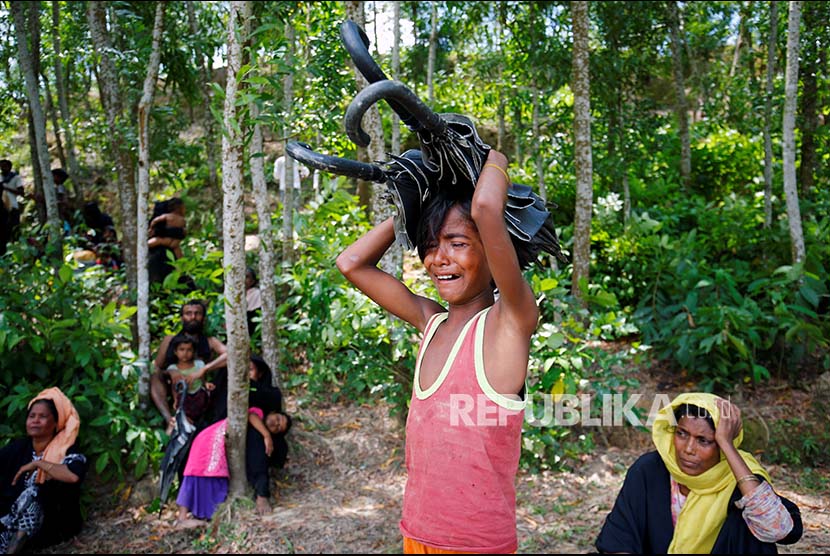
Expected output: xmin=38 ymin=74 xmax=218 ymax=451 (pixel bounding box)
xmin=590 ymin=181 xmax=830 ymax=391
xmin=0 ymin=243 xmax=163 ymax=483
xmin=274 ymin=183 xmax=417 ymax=418
xmin=521 ymin=269 xmax=642 ymax=471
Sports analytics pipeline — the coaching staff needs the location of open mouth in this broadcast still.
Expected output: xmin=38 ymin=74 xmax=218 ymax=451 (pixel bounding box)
xmin=435 ymin=274 xmax=460 ymax=282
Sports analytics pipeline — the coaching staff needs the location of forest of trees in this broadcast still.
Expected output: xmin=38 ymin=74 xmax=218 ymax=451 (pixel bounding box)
xmin=0 ymin=0 xmax=827 ymax=506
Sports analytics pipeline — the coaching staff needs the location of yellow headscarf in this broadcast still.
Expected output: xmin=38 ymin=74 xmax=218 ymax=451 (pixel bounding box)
xmin=652 ymin=392 xmax=770 ymax=554
xmin=27 ymin=387 xmax=81 ymax=484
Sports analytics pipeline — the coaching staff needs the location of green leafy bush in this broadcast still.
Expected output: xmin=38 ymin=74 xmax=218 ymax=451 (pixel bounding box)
xmin=0 ymin=245 xmax=163 ymax=482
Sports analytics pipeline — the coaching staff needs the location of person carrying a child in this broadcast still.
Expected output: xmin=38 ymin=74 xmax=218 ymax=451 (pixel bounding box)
xmin=148 ymin=197 xmax=186 ymax=259
xmin=337 ymin=149 xmax=537 ymax=554
xmin=165 ymin=334 xmax=214 ymax=435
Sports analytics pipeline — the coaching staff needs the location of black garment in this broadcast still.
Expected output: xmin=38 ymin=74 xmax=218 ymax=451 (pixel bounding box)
xmin=0 ymin=438 xmax=88 ymax=550
xmin=207 ymin=373 xmax=288 ymax=498
xmin=595 ymin=451 xmax=802 ymax=554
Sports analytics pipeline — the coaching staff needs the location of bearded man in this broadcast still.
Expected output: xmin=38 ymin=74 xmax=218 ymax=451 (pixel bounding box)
xmin=151 ymin=300 xmax=228 ymax=427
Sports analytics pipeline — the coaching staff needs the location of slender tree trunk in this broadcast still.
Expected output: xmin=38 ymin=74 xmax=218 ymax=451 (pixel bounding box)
xmin=222 ymin=0 xmax=252 ymax=501
xmin=496 ymin=3 xmax=507 ymax=152
xmin=250 ymin=100 xmax=281 ymax=389
xmin=40 ymin=71 xmax=66 ymax=170
xmin=798 ymin=1 xmax=818 ymax=197
xmin=11 ymin=2 xmax=61 ymax=253
xmin=137 ymin=2 xmax=165 ymax=406
xmin=571 ymin=1 xmax=593 ymax=303
xmin=668 ymin=1 xmax=691 ymax=189
xmin=391 ymin=1 xmax=401 ymax=155
xmin=52 ymin=0 xmax=82 ymax=197
xmin=531 ymin=84 xmax=546 ymax=203
xmin=781 ymin=1 xmax=805 ymax=264
xmin=427 ymin=2 xmax=438 ymax=104
xmin=345 ymin=2 xmax=374 ymax=214
xmin=282 ymin=20 xmax=296 ymax=265
xmin=763 ymin=1 xmax=778 ymax=229
xmin=26 ymin=109 xmax=47 ymax=225
xmin=513 ymin=103 xmax=524 ymax=167
xmin=345 ymin=2 xmax=397 ymax=274
xmin=88 ymin=0 xmax=138 ymax=298
xmin=186 ymin=1 xmax=220 ymax=232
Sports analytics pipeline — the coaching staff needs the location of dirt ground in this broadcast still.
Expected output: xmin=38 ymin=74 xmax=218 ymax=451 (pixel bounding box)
xmin=44 ymin=367 xmax=830 ymax=554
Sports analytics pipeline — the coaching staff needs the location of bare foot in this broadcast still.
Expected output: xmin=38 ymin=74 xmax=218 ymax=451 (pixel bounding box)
xmin=175 ymin=518 xmax=205 ymax=529
xmin=255 ymin=496 xmax=271 ymax=515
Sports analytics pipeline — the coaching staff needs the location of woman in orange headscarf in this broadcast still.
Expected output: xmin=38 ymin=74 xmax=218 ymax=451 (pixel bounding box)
xmin=0 ymin=388 xmax=88 ymax=554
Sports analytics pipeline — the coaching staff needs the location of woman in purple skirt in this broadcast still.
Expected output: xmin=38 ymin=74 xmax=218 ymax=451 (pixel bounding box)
xmin=175 ymin=405 xmax=289 ymax=524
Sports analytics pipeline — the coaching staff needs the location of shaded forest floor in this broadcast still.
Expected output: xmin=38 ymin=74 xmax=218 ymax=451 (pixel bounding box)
xmin=43 ymin=365 xmax=830 ymax=554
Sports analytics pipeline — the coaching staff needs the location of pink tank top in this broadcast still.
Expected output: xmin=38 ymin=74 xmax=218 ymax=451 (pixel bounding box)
xmin=399 ymin=307 xmax=526 ymax=553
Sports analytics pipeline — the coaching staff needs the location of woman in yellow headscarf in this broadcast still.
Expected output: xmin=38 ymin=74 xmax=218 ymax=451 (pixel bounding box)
xmin=595 ymin=393 xmax=802 ymax=554
xmin=0 ymin=388 xmax=88 ymax=554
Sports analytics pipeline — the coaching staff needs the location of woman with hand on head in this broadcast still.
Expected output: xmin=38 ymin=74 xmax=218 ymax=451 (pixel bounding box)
xmin=595 ymin=393 xmax=802 ymax=554
xmin=0 ymin=388 xmax=88 ymax=554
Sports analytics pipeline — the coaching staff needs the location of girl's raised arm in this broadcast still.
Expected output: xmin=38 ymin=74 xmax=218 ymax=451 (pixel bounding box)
xmin=471 ymin=150 xmax=539 ymax=337
xmin=336 ymin=217 xmax=443 ymax=332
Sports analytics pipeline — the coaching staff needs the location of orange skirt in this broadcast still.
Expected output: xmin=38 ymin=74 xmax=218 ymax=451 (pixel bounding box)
xmin=403 ymin=537 xmax=516 ymax=554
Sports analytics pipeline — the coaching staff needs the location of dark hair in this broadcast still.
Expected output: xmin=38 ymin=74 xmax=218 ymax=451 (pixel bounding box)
xmin=167 ymin=197 xmax=184 ymax=211
xmin=268 ymin=412 xmax=292 ymax=435
xmin=250 ymin=354 xmax=272 ymax=384
xmin=673 ymin=403 xmax=715 ymax=431
xmin=181 ymin=299 xmax=207 ymax=317
xmin=169 ymin=334 xmax=197 ymax=361
xmin=82 ymin=201 xmax=105 ymax=230
xmin=416 ymin=191 xmax=474 ymax=262
xmin=246 ymin=266 xmax=258 ymax=285
xmin=52 ymin=168 xmax=69 ymax=183
xmin=30 ymin=398 xmax=59 ymax=423
xmin=0 ymin=159 xmax=11 ymax=170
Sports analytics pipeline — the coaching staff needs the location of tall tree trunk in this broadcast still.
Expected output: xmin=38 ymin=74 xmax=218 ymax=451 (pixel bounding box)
xmin=11 ymin=2 xmax=62 ymax=253
xmin=51 ymin=0 xmax=83 ymax=198
xmin=251 ymin=98 xmax=280 ymax=388
xmin=88 ymin=0 xmax=138 ymax=298
xmin=186 ymin=1 xmax=220 ymax=238
xmin=282 ymin=20 xmax=296 ymax=265
xmin=531 ymin=84 xmax=546 ymax=203
xmin=345 ymin=1 xmax=373 ymax=213
xmin=40 ymin=71 xmax=66 ymax=170
xmin=763 ymin=1 xmax=778 ymax=229
xmin=26 ymin=109 xmax=47 ymax=225
xmin=222 ymin=0 xmax=252 ymax=501
xmin=798 ymin=1 xmax=818 ymax=197
xmin=781 ymin=1 xmax=805 ymax=264
xmin=668 ymin=1 xmax=692 ymax=189
xmin=496 ymin=4 xmax=507 ymax=153
xmin=345 ymin=1 xmax=397 ymax=274
xmin=571 ymin=1 xmax=593 ymax=303
xmin=391 ymin=1 xmax=401 ymax=155
xmin=137 ymin=2 xmax=165 ymax=406
xmin=427 ymin=2 xmax=438 ymax=104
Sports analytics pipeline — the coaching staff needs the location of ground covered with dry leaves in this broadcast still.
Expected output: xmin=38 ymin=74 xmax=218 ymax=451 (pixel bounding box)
xmin=43 ymin=368 xmax=830 ymax=554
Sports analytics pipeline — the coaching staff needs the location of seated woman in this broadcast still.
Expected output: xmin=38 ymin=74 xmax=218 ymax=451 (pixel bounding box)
xmin=0 ymin=388 xmax=88 ymax=553
xmin=595 ymin=393 xmax=802 ymax=554
xmin=246 ymin=355 xmax=291 ymax=514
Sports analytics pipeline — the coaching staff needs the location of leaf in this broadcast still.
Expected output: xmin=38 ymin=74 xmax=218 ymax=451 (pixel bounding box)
xmin=95 ymin=452 xmax=109 ymax=474
xmin=58 ymin=265 xmax=72 ymax=284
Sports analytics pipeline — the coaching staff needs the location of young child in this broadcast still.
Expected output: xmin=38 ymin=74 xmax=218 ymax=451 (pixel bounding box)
xmin=336 ymin=149 xmax=538 ymax=553
xmin=148 ymin=198 xmax=186 ymax=259
xmin=165 ymin=334 xmax=213 ymax=434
